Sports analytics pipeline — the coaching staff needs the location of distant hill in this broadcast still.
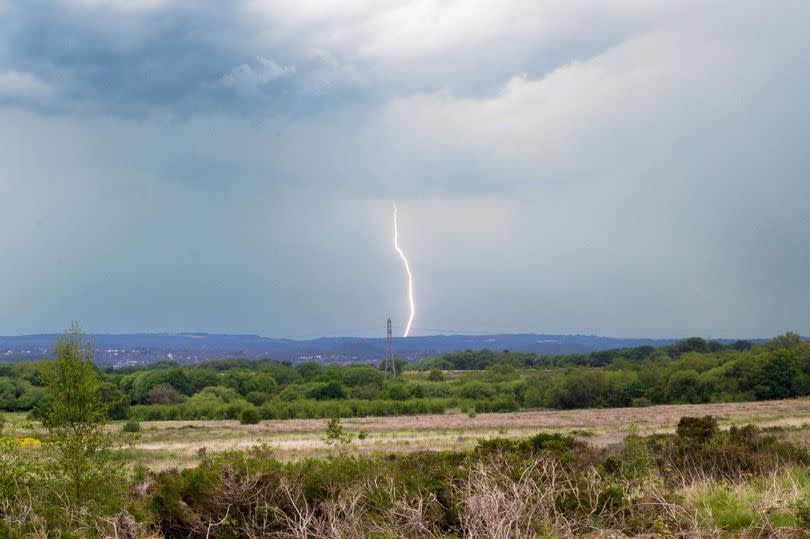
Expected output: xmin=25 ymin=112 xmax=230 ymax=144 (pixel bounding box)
xmin=0 ymin=332 xmax=762 ymax=368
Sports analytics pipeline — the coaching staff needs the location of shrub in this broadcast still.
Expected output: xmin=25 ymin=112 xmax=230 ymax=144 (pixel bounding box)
xmin=427 ymin=369 xmax=445 ymax=382
xmin=306 ymin=381 xmax=347 ymax=400
xmin=121 ymin=420 xmax=141 ymax=433
xmin=458 ymin=381 xmax=496 ymax=400
xmin=324 ymin=417 xmax=351 ymax=445
xmin=676 ymin=416 xmax=718 ymax=445
xmin=148 ymin=383 xmax=184 ymax=405
xmin=631 ymin=397 xmax=652 ymax=407
xmin=240 ymin=406 xmax=261 ymax=425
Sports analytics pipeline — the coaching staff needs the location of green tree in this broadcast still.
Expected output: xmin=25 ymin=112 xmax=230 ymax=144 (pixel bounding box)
xmin=40 ymin=325 xmax=121 ymax=508
xmin=765 ymin=331 xmax=802 ymax=351
xmin=754 ymin=349 xmax=803 ymax=399
xmin=555 ymin=368 xmax=602 ymax=408
xmin=324 ymin=417 xmax=351 ymax=445
xmin=98 ymin=381 xmax=130 ymax=420
xmin=664 ymin=369 xmax=701 ymax=403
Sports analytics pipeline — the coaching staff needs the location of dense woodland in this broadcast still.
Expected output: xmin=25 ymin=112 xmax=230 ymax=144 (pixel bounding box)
xmin=0 ymin=333 xmax=807 ymax=422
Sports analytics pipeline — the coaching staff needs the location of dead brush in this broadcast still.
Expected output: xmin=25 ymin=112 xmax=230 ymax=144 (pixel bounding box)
xmin=456 ymin=452 xmax=705 ymax=538
xmin=94 ymin=512 xmax=160 ymax=539
xmin=368 ymin=476 xmax=446 ymax=539
xmin=456 ymin=453 xmax=571 ymax=538
xmin=386 ymin=490 xmax=442 ymax=538
xmin=264 ymin=479 xmax=382 ymax=539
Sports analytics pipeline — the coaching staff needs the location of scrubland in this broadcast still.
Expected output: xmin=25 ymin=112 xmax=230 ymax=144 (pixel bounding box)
xmin=4 ymin=331 xmax=810 ymax=536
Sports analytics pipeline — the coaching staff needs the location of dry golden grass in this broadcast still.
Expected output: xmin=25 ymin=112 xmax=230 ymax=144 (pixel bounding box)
xmin=116 ymin=397 xmax=810 ymax=469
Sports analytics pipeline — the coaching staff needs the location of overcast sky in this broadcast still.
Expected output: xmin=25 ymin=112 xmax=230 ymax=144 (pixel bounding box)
xmin=1 ymin=0 xmax=808 ymax=339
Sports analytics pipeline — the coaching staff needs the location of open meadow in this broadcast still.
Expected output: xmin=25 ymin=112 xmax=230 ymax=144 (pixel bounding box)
xmin=121 ymin=398 xmax=810 ymax=468
xmin=9 ymin=397 xmax=810 ymax=469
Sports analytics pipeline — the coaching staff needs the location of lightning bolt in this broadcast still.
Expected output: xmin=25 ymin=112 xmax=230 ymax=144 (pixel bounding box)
xmin=393 ymin=204 xmax=415 ymax=337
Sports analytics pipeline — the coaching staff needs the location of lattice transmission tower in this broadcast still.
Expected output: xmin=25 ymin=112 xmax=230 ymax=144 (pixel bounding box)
xmin=384 ymin=317 xmax=397 ymax=378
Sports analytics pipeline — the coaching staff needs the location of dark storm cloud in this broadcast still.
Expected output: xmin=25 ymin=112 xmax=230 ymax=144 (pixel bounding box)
xmin=0 ymin=0 xmax=808 ymax=338
xmin=0 ymin=0 xmax=675 ymax=115
xmin=2 ymin=2 xmax=235 ymax=111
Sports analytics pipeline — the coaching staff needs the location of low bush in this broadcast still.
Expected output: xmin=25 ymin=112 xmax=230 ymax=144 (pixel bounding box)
xmin=4 ymin=417 xmax=810 ymax=537
xmin=134 ymin=422 xmax=810 ymax=538
xmin=121 ymin=419 xmax=141 ymax=433
xmin=239 ymin=406 xmax=261 ymax=425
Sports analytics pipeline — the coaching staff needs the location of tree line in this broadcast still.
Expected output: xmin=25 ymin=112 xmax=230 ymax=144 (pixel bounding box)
xmin=0 ymin=332 xmax=807 ymax=421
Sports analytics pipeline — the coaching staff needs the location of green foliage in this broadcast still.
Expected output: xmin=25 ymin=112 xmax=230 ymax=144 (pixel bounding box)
xmin=147 ymin=383 xmax=184 ymax=404
xmin=239 ymin=405 xmax=261 ymax=425
xmin=244 ymin=390 xmax=272 ymax=406
xmin=141 ymin=423 xmax=810 ymax=537
xmin=676 ymin=416 xmax=718 ymax=444
xmin=755 ymin=349 xmax=803 ymax=399
xmin=3 ymin=414 xmax=808 ymax=537
xmin=40 ymin=326 xmax=123 ymax=508
xmin=427 ymin=368 xmax=445 ymax=382
xmin=765 ymin=331 xmax=802 ymax=351
xmin=324 ymin=417 xmax=351 ymax=445
xmin=1 ymin=333 xmax=807 ymax=421
xmin=99 ymin=381 xmax=130 ymax=419
xmin=616 ymin=425 xmax=655 ymax=479
xmin=121 ymin=419 xmax=141 ymax=433
xmin=457 ymin=380 xmax=496 ymax=400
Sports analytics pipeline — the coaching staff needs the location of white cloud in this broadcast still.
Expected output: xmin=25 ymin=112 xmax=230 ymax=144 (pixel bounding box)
xmin=0 ymin=70 xmax=51 ymax=102
xmin=213 ymin=56 xmax=295 ymax=98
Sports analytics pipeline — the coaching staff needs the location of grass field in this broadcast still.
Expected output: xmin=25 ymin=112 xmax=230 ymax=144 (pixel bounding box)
xmin=6 ymin=399 xmax=810 ymax=536
xmin=6 ymin=397 xmax=810 ymax=469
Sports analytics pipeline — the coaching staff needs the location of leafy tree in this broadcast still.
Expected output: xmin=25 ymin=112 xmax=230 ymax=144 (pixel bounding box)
xmin=306 ymin=381 xmax=346 ymax=400
xmin=555 ymin=369 xmax=602 ymax=408
xmin=259 ymin=361 xmax=302 ymax=385
xmin=296 ymin=361 xmax=324 ymax=380
xmin=40 ymin=325 xmax=122 ymax=508
xmin=754 ymin=349 xmax=803 ymax=399
xmin=126 ymin=368 xmax=193 ymax=403
xmin=188 ymin=367 xmax=219 ymax=392
xmin=765 ymin=331 xmax=801 ymax=351
xmin=99 ymin=381 xmax=130 ymax=420
xmin=385 ymin=383 xmax=409 ymax=401
xmin=244 ymin=391 xmax=272 ymax=406
xmin=522 ymin=376 xmax=545 ymax=408
xmin=666 ymin=337 xmax=708 ymax=358
xmin=733 ymin=340 xmax=753 ymax=351
xmin=458 ymin=381 xmax=496 ymax=400
xmin=324 ymin=417 xmax=351 ymax=445
xmin=664 ymin=370 xmax=701 ymax=403
xmin=342 ymin=365 xmax=385 ymax=387
xmin=223 ymin=368 xmax=278 ymax=395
